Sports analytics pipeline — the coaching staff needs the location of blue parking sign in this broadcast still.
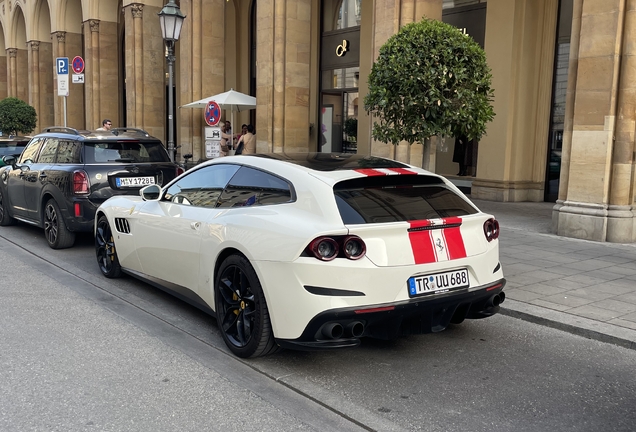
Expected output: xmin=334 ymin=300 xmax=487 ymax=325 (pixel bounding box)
xmin=56 ymin=57 xmax=69 ymax=75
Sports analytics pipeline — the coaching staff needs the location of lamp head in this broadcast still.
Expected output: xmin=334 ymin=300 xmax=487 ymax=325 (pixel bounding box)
xmin=158 ymin=0 xmax=186 ymax=42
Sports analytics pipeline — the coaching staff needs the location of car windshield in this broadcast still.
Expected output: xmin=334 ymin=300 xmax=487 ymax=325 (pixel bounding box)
xmin=84 ymin=141 xmax=170 ymax=163
xmin=334 ymin=175 xmax=478 ymax=224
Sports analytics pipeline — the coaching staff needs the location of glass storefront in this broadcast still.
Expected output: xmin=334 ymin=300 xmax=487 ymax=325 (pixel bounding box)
xmin=545 ymin=0 xmax=573 ymax=202
xmin=320 ymin=0 xmax=361 ymax=153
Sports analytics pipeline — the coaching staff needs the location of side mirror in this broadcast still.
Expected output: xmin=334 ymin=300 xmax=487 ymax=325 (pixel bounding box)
xmin=140 ymin=184 xmax=161 ymax=201
xmin=2 ymin=155 xmax=16 ymax=168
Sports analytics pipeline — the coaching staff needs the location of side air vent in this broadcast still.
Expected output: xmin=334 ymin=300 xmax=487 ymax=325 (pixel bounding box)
xmin=114 ymin=218 xmax=131 ymax=234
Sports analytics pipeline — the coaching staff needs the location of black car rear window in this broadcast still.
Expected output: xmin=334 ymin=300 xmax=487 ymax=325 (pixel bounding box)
xmin=84 ymin=141 xmax=170 ymax=163
xmin=0 ymin=141 xmax=28 ymax=155
xmin=334 ymin=175 xmax=478 ymax=224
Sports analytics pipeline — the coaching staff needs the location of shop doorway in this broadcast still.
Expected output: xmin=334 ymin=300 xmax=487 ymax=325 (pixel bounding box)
xmin=320 ymin=90 xmax=358 ymax=153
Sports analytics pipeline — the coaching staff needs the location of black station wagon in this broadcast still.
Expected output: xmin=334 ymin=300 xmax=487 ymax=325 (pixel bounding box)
xmin=0 ymin=127 xmax=180 ymax=248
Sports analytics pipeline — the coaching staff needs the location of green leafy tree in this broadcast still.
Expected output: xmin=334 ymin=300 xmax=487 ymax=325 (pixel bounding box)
xmin=0 ymin=97 xmax=38 ymax=136
xmin=364 ymin=19 xmax=495 ymax=151
xmin=343 ymin=117 xmax=358 ymax=141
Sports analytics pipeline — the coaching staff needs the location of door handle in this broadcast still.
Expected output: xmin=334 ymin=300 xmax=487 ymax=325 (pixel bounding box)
xmin=191 ymin=221 xmax=201 ymax=230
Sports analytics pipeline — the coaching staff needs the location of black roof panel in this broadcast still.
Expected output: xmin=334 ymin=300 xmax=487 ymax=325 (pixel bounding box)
xmin=252 ymin=152 xmax=410 ymax=172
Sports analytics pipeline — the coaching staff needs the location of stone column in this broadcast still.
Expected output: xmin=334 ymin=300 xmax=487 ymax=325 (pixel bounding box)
xmin=470 ymin=0 xmax=558 ymax=202
xmin=256 ymin=0 xmax=312 ymax=153
xmin=90 ymin=20 xmax=101 ymax=129
xmin=0 ymin=50 xmax=6 ymax=100
xmin=179 ymin=0 xmax=225 ymax=160
xmin=7 ymin=48 xmax=17 ymax=98
xmin=606 ymin=0 xmax=636 ymax=242
xmin=28 ymin=41 xmax=41 ymax=130
xmin=132 ymin=4 xmax=144 ymax=126
xmin=552 ymin=0 xmax=583 ymax=231
xmin=555 ymin=0 xmax=632 ymax=242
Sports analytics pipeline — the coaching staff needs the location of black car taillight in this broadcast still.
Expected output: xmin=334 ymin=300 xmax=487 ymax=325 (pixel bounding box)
xmin=73 ymin=170 xmax=90 ymax=195
xmin=176 ymin=166 xmax=185 ymax=176
xmin=483 ymin=218 xmax=500 ymax=242
xmin=306 ymin=235 xmax=366 ymax=261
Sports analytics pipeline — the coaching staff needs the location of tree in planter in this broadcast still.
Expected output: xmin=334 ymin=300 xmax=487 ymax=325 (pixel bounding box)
xmin=364 ymin=19 xmax=495 ymax=168
xmin=343 ymin=117 xmax=358 ymax=142
xmin=0 ymin=97 xmax=38 ymax=136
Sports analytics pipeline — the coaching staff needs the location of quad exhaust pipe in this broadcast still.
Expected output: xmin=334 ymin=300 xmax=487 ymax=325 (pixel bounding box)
xmin=321 ymin=321 xmax=365 ymax=339
xmin=487 ymin=292 xmax=506 ymax=308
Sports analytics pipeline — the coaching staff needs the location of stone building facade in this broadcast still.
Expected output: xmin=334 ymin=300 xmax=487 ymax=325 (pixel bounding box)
xmin=0 ymin=0 xmax=634 ymax=243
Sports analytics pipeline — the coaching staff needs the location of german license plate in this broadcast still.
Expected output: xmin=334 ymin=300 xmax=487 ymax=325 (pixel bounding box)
xmin=408 ymin=268 xmax=470 ymax=297
xmin=116 ymin=176 xmax=155 ymax=187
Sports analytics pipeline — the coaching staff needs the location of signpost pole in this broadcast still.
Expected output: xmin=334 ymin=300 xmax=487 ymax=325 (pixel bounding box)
xmin=63 ymin=97 xmax=67 ymax=127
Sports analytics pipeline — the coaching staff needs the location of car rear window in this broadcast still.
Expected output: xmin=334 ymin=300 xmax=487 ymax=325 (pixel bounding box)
xmin=84 ymin=141 xmax=170 ymax=163
xmin=334 ymin=175 xmax=478 ymax=224
xmin=0 ymin=141 xmax=28 ymax=155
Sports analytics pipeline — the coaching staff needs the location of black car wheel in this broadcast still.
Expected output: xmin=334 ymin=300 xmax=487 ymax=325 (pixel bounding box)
xmin=43 ymin=198 xmax=75 ymax=249
xmin=215 ymin=254 xmax=280 ymax=358
xmin=95 ymin=215 xmax=122 ymax=278
xmin=0 ymin=189 xmax=16 ymax=226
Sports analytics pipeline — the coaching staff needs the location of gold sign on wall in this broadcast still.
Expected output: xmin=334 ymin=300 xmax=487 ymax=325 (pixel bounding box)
xmin=336 ymin=40 xmax=349 ymax=57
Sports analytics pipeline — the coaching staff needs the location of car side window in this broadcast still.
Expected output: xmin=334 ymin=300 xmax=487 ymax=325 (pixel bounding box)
xmin=18 ymin=138 xmax=42 ymax=164
xmin=216 ymin=167 xmax=293 ymax=208
xmin=163 ymin=164 xmax=240 ymax=208
xmin=56 ymin=140 xmax=82 ymax=163
xmin=37 ymin=138 xmax=59 ymax=163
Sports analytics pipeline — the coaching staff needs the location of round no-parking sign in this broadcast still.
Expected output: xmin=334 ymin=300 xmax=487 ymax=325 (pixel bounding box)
xmin=205 ymin=101 xmax=221 ymax=127
xmin=72 ymin=56 xmax=85 ymax=74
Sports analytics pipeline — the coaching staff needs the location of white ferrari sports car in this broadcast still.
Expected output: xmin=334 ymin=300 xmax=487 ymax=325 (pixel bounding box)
xmin=94 ymin=153 xmax=505 ymax=358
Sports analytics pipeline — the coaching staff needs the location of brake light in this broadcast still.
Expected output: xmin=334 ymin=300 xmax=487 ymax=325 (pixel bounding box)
xmin=73 ymin=170 xmax=90 ymax=195
xmin=306 ymin=235 xmax=366 ymax=261
xmin=483 ymin=218 xmax=500 ymax=242
xmin=176 ymin=166 xmax=184 ymax=176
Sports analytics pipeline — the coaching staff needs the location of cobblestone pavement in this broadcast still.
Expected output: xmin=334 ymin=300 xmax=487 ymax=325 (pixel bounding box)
xmin=472 ymin=198 xmax=636 ymax=350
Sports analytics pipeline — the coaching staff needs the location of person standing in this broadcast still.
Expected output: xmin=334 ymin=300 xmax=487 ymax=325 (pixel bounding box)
xmin=235 ymin=124 xmax=255 ymax=155
xmin=96 ymin=119 xmax=112 ymax=131
xmin=453 ymin=135 xmax=471 ymax=176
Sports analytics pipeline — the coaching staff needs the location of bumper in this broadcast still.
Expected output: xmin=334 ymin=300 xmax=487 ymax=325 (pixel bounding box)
xmin=276 ymin=279 xmax=505 ymax=351
xmin=61 ymin=198 xmax=99 ymax=232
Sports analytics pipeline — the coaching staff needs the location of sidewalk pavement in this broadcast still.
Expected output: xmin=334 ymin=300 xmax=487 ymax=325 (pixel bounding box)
xmin=471 ymin=198 xmax=636 ymax=350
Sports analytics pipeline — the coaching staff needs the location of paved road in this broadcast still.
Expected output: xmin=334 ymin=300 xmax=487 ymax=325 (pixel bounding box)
xmin=1 ymin=223 xmax=636 ymax=431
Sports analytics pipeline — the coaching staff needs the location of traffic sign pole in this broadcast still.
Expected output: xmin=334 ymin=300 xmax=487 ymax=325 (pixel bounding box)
xmin=56 ymin=57 xmax=69 ymax=127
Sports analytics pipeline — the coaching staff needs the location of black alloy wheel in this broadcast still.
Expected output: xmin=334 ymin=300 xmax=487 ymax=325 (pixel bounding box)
xmin=43 ymin=199 xmax=75 ymax=249
xmin=215 ymin=255 xmax=279 ymax=358
xmin=95 ymin=215 xmax=122 ymax=278
xmin=0 ymin=189 xmax=16 ymax=226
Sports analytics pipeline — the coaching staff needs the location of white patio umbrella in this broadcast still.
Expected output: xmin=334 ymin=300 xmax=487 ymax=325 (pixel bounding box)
xmin=180 ymin=89 xmax=256 ymax=139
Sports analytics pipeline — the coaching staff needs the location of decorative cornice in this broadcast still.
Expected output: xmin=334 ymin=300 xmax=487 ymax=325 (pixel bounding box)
xmin=29 ymin=41 xmax=40 ymax=51
xmin=55 ymin=31 xmax=67 ymax=43
xmin=7 ymin=48 xmax=17 ymax=58
xmin=89 ymin=19 xmax=100 ymax=32
xmin=131 ymin=3 xmax=144 ymax=18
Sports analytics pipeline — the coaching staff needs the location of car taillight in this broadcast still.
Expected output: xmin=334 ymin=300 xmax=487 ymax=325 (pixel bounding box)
xmin=483 ymin=218 xmax=500 ymax=242
xmin=306 ymin=235 xmax=366 ymax=261
xmin=176 ymin=166 xmax=185 ymax=176
xmin=342 ymin=236 xmax=366 ymax=260
xmin=73 ymin=170 xmax=89 ymax=195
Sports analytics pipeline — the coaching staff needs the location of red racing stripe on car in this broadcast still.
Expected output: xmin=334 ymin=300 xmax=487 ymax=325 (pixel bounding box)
xmin=408 ymin=221 xmax=437 ymax=264
xmin=442 ymin=218 xmax=467 ymax=260
xmin=387 ymin=168 xmax=418 ymax=175
xmin=354 ymin=169 xmax=386 ymax=176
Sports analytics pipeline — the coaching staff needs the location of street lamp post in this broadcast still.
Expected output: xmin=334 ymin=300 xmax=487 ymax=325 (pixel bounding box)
xmin=158 ymin=0 xmax=186 ymax=163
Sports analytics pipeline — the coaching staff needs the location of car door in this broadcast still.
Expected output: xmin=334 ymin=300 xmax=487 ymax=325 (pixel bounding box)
xmin=133 ymin=163 xmax=240 ymax=292
xmin=4 ymin=138 xmax=43 ymax=218
xmin=23 ymin=138 xmax=57 ymax=221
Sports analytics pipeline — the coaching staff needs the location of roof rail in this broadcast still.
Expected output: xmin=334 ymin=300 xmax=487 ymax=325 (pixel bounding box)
xmin=41 ymin=126 xmax=81 ymax=135
xmin=111 ymin=127 xmax=150 ymax=137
